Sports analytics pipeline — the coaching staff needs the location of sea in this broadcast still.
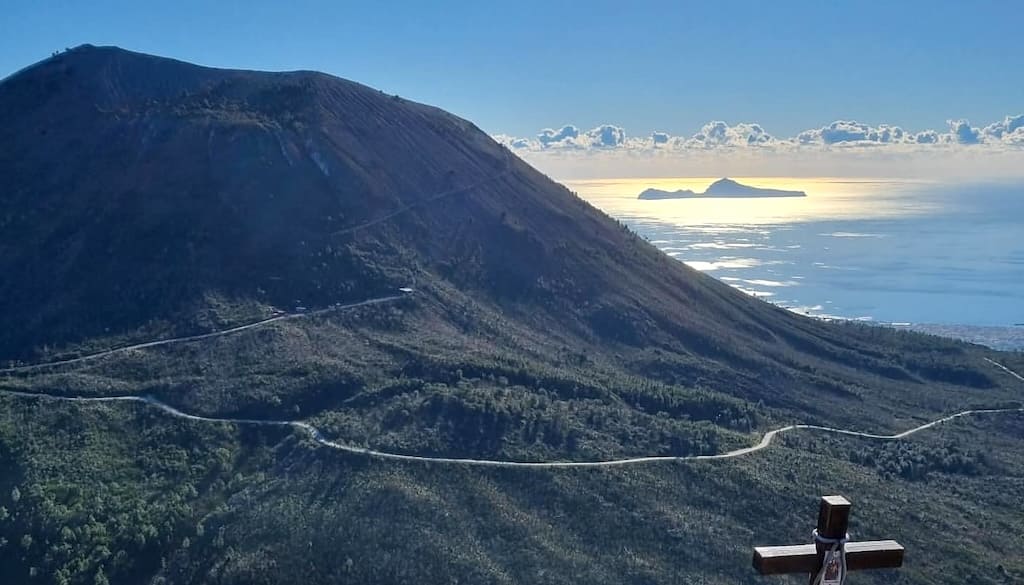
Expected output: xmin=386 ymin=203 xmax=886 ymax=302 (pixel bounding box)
xmin=568 ymin=177 xmax=1024 ymax=350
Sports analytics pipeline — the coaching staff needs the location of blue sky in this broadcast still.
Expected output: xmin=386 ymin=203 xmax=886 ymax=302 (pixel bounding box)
xmin=3 ymin=0 xmax=1022 ymax=137
xmin=3 ymin=1 xmax=1023 ymax=178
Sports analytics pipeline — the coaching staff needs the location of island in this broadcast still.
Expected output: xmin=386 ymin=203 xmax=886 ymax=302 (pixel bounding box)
xmin=638 ymin=178 xmax=807 ymax=199
xmin=636 ymin=188 xmax=698 ymax=200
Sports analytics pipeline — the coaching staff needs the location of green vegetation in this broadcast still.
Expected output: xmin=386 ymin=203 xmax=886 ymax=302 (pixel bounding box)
xmin=1 ymin=390 xmax=1021 ymax=585
xmin=2 ymin=299 xmax=1022 ymax=585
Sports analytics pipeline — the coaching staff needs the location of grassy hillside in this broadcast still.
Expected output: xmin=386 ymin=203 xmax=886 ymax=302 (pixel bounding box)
xmin=2 ymin=297 xmax=1022 ymax=585
xmin=1 ymin=388 xmax=1022 ymax=585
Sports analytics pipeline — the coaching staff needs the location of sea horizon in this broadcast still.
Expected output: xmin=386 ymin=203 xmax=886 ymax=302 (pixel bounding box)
xmin=569 ymin=176 xmax=1024 ymax=348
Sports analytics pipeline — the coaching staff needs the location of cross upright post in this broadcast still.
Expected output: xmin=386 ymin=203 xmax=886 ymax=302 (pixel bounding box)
xmin=752 ymin=495 xmax=904 ymax=584
xmin=810 ymin=496 xmax=852 ymax=585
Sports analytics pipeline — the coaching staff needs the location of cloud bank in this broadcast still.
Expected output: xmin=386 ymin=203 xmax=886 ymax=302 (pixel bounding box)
xmin=533 ymin=124 xmax=627 ymax=149
xmin=494 ymin=115 xmax=1024 ymax=179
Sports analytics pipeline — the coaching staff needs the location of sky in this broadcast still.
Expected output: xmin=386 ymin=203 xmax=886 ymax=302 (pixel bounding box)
xmin=3 ymin=0 xmax=1023 ymax=178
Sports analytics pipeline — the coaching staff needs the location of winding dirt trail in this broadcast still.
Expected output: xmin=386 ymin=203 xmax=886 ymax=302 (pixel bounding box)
xmin=2 ymin=358 xmax=1020 ymax=468
xmin=0 ymin=294 xmax=406 ymax=375
xmin=331 ymin=151 xmax=513 ymax=237
xmin=986 ymin=357 xmax=1024 ymax=382
xmin=2 ymin=151 xmax=515 ymax=376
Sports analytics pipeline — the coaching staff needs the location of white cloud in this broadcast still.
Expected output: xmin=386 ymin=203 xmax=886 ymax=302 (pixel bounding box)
xmin=588 ymin=124 xmax=626 ymax=148
xmin=689 ymin=121 xmax=775 ymax=147
xmin=524 ymin=124 xmax=630 ymax=150
xmin=981 ymin=114 xmax=1024 ymax=142
xmin=797 ymin=121 xmax=916 ymax=145
xmin=537 ymin=125 xmax=582 ymax=148
xmin=1004 ymin=130 xmax=1024 ymax=146
xmin=948 ymin=119 xmax=980 ymax=144
xmin=501 ymin=115 xmax=1024 ymax=153
xmin=494 ymin=115 xmax=1024 ymax=179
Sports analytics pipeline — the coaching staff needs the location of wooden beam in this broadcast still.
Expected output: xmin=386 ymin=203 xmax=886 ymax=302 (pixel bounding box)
xmin=817 ymin=496 xmax=851 ymax=540
xmin=753 ymin=540 xmax=905 ymax=575
xmin=807 ymin=495 xmax=852 ymax=583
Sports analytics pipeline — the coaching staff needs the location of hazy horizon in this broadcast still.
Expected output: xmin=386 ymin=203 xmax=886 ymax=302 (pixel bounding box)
xmin=572 ymin=177 xmax=1023 ymax=330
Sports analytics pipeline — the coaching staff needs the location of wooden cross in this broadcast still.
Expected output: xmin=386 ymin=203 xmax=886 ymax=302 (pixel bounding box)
xmin=752 ymin=495 xmax=904 ymax=583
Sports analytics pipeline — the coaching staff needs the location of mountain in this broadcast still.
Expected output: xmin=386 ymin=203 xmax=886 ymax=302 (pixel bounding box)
xmin=1 ymin=46 xmax=1022 ymax=585
xmin=639 ymin=178 xmax=807 ymax=200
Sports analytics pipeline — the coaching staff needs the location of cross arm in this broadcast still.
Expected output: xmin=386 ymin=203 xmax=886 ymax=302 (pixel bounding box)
xmin=753 ymin=540 xmax=905 ymax=575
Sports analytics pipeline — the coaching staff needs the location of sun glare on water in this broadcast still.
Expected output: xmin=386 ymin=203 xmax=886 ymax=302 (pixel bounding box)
xmin=565 ymin=177 xmax=939 ymax=225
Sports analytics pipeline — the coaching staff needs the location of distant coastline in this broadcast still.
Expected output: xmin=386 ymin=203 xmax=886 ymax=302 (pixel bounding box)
xmin=638 ymin=178 xmax=807 ymax=200
xmin=888 ymin=322 xmax=1024 ymax=352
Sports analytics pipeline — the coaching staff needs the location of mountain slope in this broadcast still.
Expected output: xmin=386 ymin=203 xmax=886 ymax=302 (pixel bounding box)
xmin=0 ymin=45 xmax=735 ymax=357
xmin=0 ymin=46 xmax=1022 ymax=585
xmin=0 ymin=46 xmax=1007 ymax=419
